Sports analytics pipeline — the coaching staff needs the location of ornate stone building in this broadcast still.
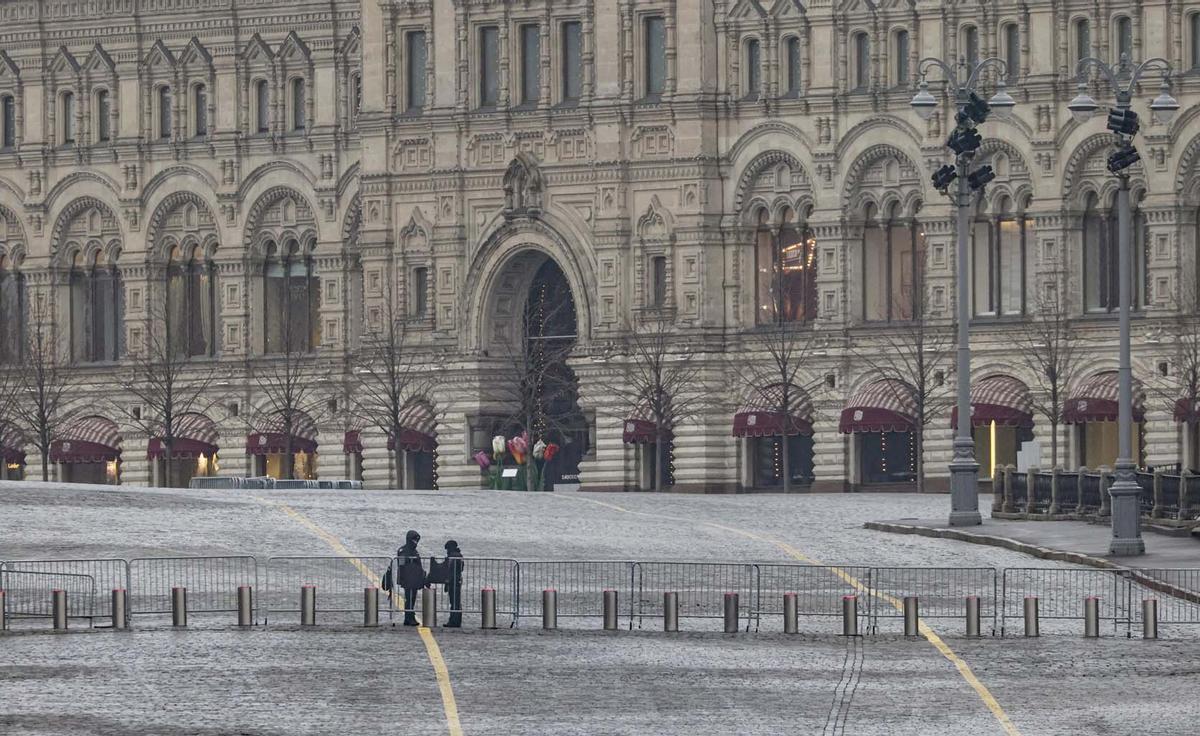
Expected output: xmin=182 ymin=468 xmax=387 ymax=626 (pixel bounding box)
xmin=1 ymin=0 xmax=1200 ymax=493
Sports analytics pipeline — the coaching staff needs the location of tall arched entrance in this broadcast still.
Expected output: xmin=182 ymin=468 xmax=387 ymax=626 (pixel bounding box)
xmin=480 ymin=249 xmax=588 ymax=489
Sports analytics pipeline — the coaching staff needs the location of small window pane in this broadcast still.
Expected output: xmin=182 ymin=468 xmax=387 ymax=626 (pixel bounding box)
xmin=96 ymin=91 xmax=110 ymax=142
xmin=745 ymin=39 xmax=761 ymax=97
xmin=1193 ymin=14 xmax=1200 ymax=70
xmin=786 ymin=37 xmax=802 ymax=94
xmin=158 ymin=87 xmax=171 ymax=139
xmin=2 ymin=96 xmax=15 ymax=148
xmin=413 ymin=267 xmax=428 ymax=317
xmin=1116 ymin=17 xmax=1133 ymax=60
xmin=291 ymin=79 xmax=306 ymax=130
xmin=894 ymin=31 xmax=909 ymax=85
xmin=194 ymin=84 xmax=207 ymax=137
xmin=1004 ymin=25 xmax=1020 ymax=79
xmin=652 ymin=256 xmax=667 ymax=307
xmin=521 ymin=25 xmax=541 ymax=106
xmin=479 ymin=26 xmax=500 ymax=107
xmin=1075 ymin=20 xmax=1090 ymax=64
xmin=63 ymin=92 xmax=76 ymax=143
xmin=963 ymin=26 xmax=979 ymax=67
xmin=562 ymin=22 xmax=583 ymax=102
xmin=645 ymin=16 xmax=666 ymax=98
xmin=854 ymin=34 xmax=869 ymax=90
xmin=407 ymin=31 xmax=427 ymax=111
xmin=256 ymin=80 xmax=270 ymax=133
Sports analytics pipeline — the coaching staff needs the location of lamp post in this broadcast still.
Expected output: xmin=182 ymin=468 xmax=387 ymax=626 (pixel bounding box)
xmin=911 ymin=57 xmax=1015 ymax=527
xmin=1066 ymin=55 xmax=1179 ymax=556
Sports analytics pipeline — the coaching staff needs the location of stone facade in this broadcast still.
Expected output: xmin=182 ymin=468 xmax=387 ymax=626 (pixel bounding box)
xmin=2 ymin=0 xmax=1200 ymax=492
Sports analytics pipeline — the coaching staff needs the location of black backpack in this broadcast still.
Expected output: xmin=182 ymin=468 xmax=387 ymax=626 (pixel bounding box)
xmin=380 ymin=566 xmax=393 ymax=592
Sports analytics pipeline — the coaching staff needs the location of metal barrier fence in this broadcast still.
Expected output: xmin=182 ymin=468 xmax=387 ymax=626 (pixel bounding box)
xmin=1001 ymin=568 xmax=1131 ymax=636
xmin=516 ymin=561 xmax=633 ymax=628
xmin=870 ymin=567 xmax=998 ymax=635
xmin=635 ymin=562 xmax=756 ymax=631
xmin=1128 ymin=569 xmax=1200 ymax=630
xmin=128 ymin=557 xmax=258 ymax=623
xmin=0 ymin=559 xmax=128 ymax=625
xmin=266 ymin=556 xmax=395 ymax=624
xmin=753 ymin=563 xmax=870 ymax=633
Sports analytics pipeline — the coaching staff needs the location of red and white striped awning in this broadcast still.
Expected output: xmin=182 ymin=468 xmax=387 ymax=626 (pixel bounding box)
xmin=623 ymin=400 xmax=671 ymax=445
xmin=51 ymin=416 xmax=122 ymax=463
xmin=1175 ymin=398 xmax=1200 ymax=424
xmin=246 ymin=410 xmax=319 ymax=455
xmin=1063 ymin=371 xmax=1145 ymax=424
xmin=387 ymin=401 xmax=438 ymax=453
xmin=0 ymin=423 xmax=27 ymax=464
xmin=839 ymin=379 xmax=917 ymax=434
xmin=951 ymin=375 xmax=1034 ymax=429
xmin=148 ymin=413 xmax=220 ymax=460
xmin=732 ymin=383 xmax=814 ymax=437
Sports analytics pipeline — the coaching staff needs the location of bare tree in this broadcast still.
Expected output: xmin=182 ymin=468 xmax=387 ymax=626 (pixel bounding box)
xmin=598 ymin=314 xmax=707 ymax=493
xmin=1150 ymin=282 xmax=1200 ymax=468
xmin=112 ymin=301 xmax=219 ymax=487
xmin=729 ymin=303 xmax=824 ymax=493
xmin=351 ymin=281 xmax=438 ymax=487
xmin=851 ymin=288 xmax=954 ymax=493
xmin=9 ymin=289 xmax=80 ymax=481
xmin=1014 ymin=276 xmax=1080 ymax=468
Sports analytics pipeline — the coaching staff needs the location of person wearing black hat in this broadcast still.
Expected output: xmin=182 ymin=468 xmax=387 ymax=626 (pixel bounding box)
xmin=396 ymin=530 xmax=425 ymax=626
xmin=443 ymin=540 xmax=464 ymax=628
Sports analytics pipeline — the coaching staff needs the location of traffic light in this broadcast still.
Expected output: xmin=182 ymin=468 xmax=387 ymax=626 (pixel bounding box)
xmin=1107 ymin=144 xmax=1140 ymax=174
xmin=968 ymin=165 xmax=995 ymax=192
xmin=1106 ymin=108 xmax=1139 ymax=137
xmin=964 ymin=92 xmax=990 ymax=124
xmin=948 ymin=127 xmax=982 ymax=156
xmin=931 ymin=164 xmax=958 ymax=192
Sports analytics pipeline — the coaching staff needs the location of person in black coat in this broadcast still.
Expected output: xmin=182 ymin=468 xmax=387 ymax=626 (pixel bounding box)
xmin=443 ymin=540 xmax=465 ymax=628
xmin=396 ymin=529 xmax=425 ymax=626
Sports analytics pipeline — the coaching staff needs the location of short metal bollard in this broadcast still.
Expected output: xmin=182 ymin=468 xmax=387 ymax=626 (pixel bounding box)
xmin=903 ymin=596 xmax=919 ymax=637
xmin=1024 ymin=596 xmax=1039 ymax=637
xmin=602 ymin=589 xmax=619 ymax=631
xmin=52 ymin=589 xmax=67 ymax=630
xmin=965 ymin=595 xmax=980 ymax=638
xmin=1084 ymin=596 xmax=1100 ymax=638
xmin=723 ymin=592 xmax=739 ymax=634
xmin=111 ymin=589 xmax=127 ymax=630
xmin=171 ymin=587 xmax=187 ymax=627
xmin=481 ymin=587 xmax=497 ymax=630
xmin=421 ymin=587 xmax=437 ymax=628
xmin=783 ymin=592 xmax=798 ymax=635
xmin=663 ymin=592 xmax=679 ymax=632
xmin=841 ymin=595 xmax=858 ymax=636
xmin=542 ymin=589 xmax=557 ymax=630
xmin=301 ymin=585 xmax=316 ymax=627
xmin=1142 ymin=598 xmax=1158 ymax=640
xmin=363 ymin=587 xmax=378 ymax=628
xmin=238 ymin=586 xmax=254 ymax=627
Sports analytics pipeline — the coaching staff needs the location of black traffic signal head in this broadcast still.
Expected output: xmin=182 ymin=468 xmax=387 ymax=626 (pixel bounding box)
xmin=964 ymin=92 xmax=990 ymax=124
xmin=1107 ymin=144 xmax=1140 ymax=174
xmin=1106 ymin=108 xmax=1139 ymax=137
xmin=968 ymin=165 xmax=996 ymax=192
xmin=931 ymin=164 xmax=958 ymax=192
xmin=948 ymin=127 xmax=982 ymax=156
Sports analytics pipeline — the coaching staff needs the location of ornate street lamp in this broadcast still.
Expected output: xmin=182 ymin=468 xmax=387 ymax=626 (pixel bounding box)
xmin=911 ymin=57 xmax=1015 ymax=527
xmin=1068 ymin=54 xmax=1179 ymax=556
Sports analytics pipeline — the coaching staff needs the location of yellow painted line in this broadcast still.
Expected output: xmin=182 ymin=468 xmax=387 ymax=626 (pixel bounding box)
xmin=262 ymin=499 xmax=464 ymax=736
xmin=554 ymin=494 xmax=1020 ymax=736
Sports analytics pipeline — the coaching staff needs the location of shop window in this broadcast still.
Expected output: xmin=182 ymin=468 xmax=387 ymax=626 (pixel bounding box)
xmin=860 ymin=431 xmax=916 ymax=485
xmin=562 ymin=21 xmax=583 ymax=103
xmin=520 ymin=24 xmax=541 ymax=106
xmin=406 ymin=31 xmax=427 ymax=112
xmin=0 ymin=257 xmax=24 ymax=363
xmin=971 ymin=201 xmax=1027 ymax=317
xmin=69 ymin=257 xmax=124 ymax=363
xmin=479 ymin=26 xmax=500 ymax=108
xmin=644 ymin=15 xmax=666 ymax=99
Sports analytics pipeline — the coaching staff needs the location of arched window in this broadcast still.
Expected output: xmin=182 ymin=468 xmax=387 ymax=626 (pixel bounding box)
xmin=193 ymin=84 xmax=208 ymax=137
xmin=68 ymin=253 xmax=124 ymax=363
xmin=290 ymin=78 xmax=306 ymax=131
xmin=971 ymin=197 xmax=1027 ymax=317
xmin=894 ymin=30 xmax=909 ymax=86
xmin=351 ymin=73 xmax=362 ymax=118
xmin=158 ymin=86 xmax=172 ymax=139
xmin=95 ymin=90 xmax=111 ymax=143
xmin=756 ymin=208 xmax=819 ymax=324
xmin=166 ymin=244 xmax=217 ymax=358
xmin=1192 ymin=13 xmax=1200 ymax=70
xmin=1074 ymin=18 xmax=1091 ymax=64
xmin=0 ymin=254 xmax=24 ymax=363
xmin=784 ymin=37 xmax=802 ymax=95
xmin=255 ymin=79 xmax=270 ymax=133
xmin=1082 ymin=192 xmax=1147 ymax=313
xmin=853 ymin=33 xmax=870 ymax=90
xmin=61 ymin=91 xmax=76 ymax=144
xmin=263 ymin=240 xmax=319 ymax=354
xmin=862 ymin=202 xmax=925 ymax=322
xmin=962 ymin=25 xmax=979 ymax=67
xmin=1003 ymin=25 xmax=1020 ymax=79
xmin=1115 ymin=16 xmax=1133 ymax=60
xmin=1 ymin=95 xmax=14 ymax=148
xmin=744 ymin=38 xmax=761 ymax=99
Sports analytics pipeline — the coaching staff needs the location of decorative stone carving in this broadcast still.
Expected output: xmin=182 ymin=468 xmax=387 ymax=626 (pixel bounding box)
xmin=502 ymin=152 xmax=544 ymax=217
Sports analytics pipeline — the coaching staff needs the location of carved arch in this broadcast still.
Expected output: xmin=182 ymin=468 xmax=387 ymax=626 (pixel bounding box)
xmin=243 ymin=186 xmax=318 ymax=254
xmin=842 ymin=143 xmax=924 ymax=214
xmin=733 ymin=149 xmax=815 ymax=215
xmin=50 ymin=197 xmax=123 ymax=265
xmin=146 ymin=191 xmax=220 ymax=263
xmin=638 ymin=196 xmax=675 ymax=242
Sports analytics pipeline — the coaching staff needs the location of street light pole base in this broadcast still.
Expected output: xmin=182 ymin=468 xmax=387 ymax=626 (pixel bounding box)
xmin=1108 ymin=474 xmax=1146 ymax=556
xmin=949 ymin=509 xmax=983 ymax=527
xmin=948 ymin=439 xmax=982 ymax=527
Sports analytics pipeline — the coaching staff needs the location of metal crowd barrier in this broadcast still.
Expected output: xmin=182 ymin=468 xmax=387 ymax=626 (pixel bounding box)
xmin=0 ymin=559 xmax=129 ymax=626
xmin=266 ymin=556 xmax=395 ymax=624
xmin=870 ymin=567 xmax=998 ymax=635
xmin=752 ymin=563 xmax=870 ymax=633
xmin=516 ymin=561 xmax=635 ymax=628
xmin=0 ymin=569 xmax=98 ymax=622
xmin=429 ymin=557 xmax=519 ymax=628
xmin=635 ymin=562 xmax=756 ymax=631
xmin=1001 ymin=568 xmax=1131 ymax=636
xmin=128 ymin=556 xmax=258 ymax=624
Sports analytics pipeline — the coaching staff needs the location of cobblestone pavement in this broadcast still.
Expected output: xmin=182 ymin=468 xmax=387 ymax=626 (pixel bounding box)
xmin=3 ymin=482 xmax=1199 ymax=734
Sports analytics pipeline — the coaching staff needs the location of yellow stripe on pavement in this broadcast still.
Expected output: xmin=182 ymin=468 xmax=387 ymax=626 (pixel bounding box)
xmin=554 ymin=494 xmax=1021 ymax=736
xmin=264 ymin=500 xmax=464 ymax=736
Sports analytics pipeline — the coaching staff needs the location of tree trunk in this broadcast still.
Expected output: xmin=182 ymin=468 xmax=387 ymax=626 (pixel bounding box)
xmin=781 ymin=435 xmax=792 ymax=493
xmin=915 ymin=430 xmax=925 ymax=493
xmin=394 ymin=445 xmax=404 ymax=489
xmin=654 ymin=430 xmax=665 ymax=493
xmin=1050 ymin=418 xmax=1060 ymax=468
xmin=164 ymin=441 xmax=174 ymax=488
xmin=40 ymin=452 xmax=49 ymax=482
